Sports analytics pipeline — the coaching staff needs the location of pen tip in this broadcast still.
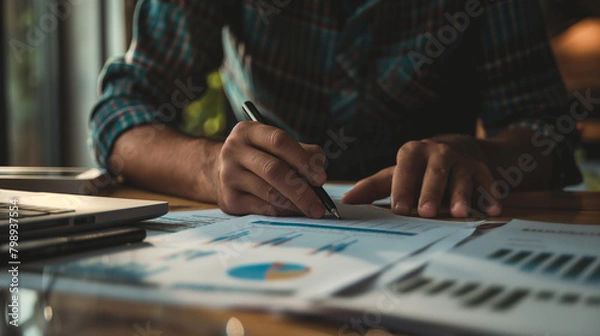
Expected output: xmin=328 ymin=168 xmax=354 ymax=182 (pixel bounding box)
xmin=331 ymin=208 xmax=342 ymax=220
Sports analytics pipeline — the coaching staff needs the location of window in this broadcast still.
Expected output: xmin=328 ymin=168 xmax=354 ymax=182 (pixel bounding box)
xmin=0 ymin=2 xmax=7 ymax=164
xmin=3 ymin=0 xmax=61 ymax=166
xmin=2 ymin=0 xmax=131 ymax=167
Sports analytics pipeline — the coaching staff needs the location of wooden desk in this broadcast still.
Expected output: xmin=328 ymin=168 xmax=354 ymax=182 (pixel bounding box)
xmin=14 ymin=187 xmax=600 ymax=336
xmin=107 ymin=186 xmax=600 ymax=225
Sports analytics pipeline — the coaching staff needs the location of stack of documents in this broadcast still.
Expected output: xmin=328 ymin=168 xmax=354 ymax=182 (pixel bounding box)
xmin=320 ymin=219 xmax=600 ymax=335
xmin=9 ymin=186 xmax=599 ymax=335
xmin=39 ymin=203 xmax=478 ymax=300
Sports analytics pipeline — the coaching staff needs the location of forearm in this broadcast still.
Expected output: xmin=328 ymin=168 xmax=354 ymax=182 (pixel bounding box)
xmin=109 ymin=125 xmax=223 ymax=202
xmin=478 ymin=128 xmax=553 ymax=190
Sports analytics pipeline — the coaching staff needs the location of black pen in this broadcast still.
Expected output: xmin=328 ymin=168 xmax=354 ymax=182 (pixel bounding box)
xmin=241 ymin=101 xmax=341 ymax=220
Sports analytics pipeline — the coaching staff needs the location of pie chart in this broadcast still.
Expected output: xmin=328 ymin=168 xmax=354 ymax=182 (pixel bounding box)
xmin=227 ymin=262 xmax=310 ymax=281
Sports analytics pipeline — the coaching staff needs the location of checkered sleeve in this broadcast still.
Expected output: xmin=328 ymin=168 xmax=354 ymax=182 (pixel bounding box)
xmin=89 ymin=0 xmax=226 ymax=169
xmin=477 ymin=0 xmax=582 ymax=187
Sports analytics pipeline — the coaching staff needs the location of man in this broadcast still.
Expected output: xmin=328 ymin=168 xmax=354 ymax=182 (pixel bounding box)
xmin=90 ymin=0 xmax=581 ymax=219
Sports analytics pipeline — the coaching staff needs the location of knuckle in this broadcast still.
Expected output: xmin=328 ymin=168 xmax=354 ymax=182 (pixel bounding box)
xmin=427 ymin=165 xmax=448 ymax=177
xmin=306 ymin=144 xmax=325 ymax=156
xmin=435 ymin=143 xmax=454 ymax=159
xmin=261 ymin=159 xmax=284 ymax=180
xmin=219 ymin=141 xmax=237 ymax=158
xmin=266 ymin=185 xmax=286 ymax=205
xmin=397 ymin=141 xmax=424 ymax=162
xmin=269 ymin=129 xmax=289 ymax=149
xmin=400 ymin=140 xmax=422 ymax=153
xmin=230 ymin=121 xmax=250 ymax=138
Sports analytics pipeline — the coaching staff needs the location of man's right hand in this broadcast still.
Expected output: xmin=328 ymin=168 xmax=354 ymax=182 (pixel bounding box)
xmin=213 ymin=121 xmax=328 ymax=218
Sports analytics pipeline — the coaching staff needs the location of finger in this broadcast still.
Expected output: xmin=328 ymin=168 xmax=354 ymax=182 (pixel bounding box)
xmin=418 ymin=156 xmax=453 ymax=218
xmin=473 ymin=165 xmax=502 ymax=216
xmin=220 ymin=191 xmax=299 ymax=217
xmin=300 ymin=143 xmax=328 ymax=182
xmin=236 ymin=122 xmax=326 ymax=186
xmin=342 ymin=167 xmax=394 ymax=204
xmin=238 ymin=148 xmax=326 ymax=218
xmin=299 ymin=143 xmax=324 ymax=156
xmin=391 ymin=141 xmax=427 ymax=215
xmin=448 ymin=167 xmax=473 ymax=217
xmin=229 ymin=169 xmax=302 ymax=214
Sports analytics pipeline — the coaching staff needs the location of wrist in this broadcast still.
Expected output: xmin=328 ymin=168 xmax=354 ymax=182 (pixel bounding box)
xmin=478 ymin=128 xmax=554 ymax=189
xmin=190 ymin=138 xmax=223 ymax=203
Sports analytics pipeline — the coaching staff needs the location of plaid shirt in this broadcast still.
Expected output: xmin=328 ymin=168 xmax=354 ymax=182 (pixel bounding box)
xmin=91 ymin=0 xmax=580 ymax=184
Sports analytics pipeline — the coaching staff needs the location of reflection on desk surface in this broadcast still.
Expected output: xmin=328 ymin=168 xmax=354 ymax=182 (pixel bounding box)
xmin=1 ymin=204 xmax=599 ymax=336
xmin=565 ymin=160 xmax=600 ymax=191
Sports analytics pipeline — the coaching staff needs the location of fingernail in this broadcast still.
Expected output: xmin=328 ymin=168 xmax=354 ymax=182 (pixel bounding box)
xmin=420 ymin=202 xmax=435 ymax=215
xmin=452 ymin=202 xmax=468 ymax=216
xmin=309 ymin=203 xmax=325 ymax=218
xmin=486 ymin=204 xmax=502 ymax=216
xmin=393 ymin=202 xmax=409 ymax=214
xmin=313 ymin=173 xmax=326 ymax=186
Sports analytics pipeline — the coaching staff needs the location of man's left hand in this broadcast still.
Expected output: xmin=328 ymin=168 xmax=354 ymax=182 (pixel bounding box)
xmin=342 ymin=135 xmax=503 ymax=218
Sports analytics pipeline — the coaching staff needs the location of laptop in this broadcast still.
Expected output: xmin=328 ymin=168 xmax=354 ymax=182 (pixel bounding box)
xmin=0 ymin=188 xmax=168 ymax=241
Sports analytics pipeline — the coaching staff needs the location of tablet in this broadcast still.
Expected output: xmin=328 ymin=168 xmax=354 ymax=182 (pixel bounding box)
xmin=0 ymin=167 xmax=111 ymax=195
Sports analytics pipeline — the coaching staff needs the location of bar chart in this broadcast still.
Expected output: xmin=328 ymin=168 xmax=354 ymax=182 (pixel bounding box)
xmin=253 ymin=233 xmax=303 ymax=248
xmin=486 ymin=248 xmax=600 ymax=286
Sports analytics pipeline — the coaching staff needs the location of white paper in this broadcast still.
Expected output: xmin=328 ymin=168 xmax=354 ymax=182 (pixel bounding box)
xmin=142 ymin=209 xmax=235 ymax=240
xmin=372 ymin=228 xmax=476 ymax=288
xmin=426 ymin=219 xmax=600 ymax=289
xmin=317 ymin=219 xmax=600 ymax=336
xmin=42 ymin=204 xmax=474 ymax=299
xmin=323 ymin=183 xmax=391 ymax=205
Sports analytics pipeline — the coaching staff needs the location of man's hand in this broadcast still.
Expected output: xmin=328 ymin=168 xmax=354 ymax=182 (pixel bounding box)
xmin=213 ymin=121 xmax=328 ymax=218
xmin=342 ymin=135 xmax=503 ymax=218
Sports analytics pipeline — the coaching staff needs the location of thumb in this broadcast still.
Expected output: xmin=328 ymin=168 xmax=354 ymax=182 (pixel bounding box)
xmin=342 ymin=167 xmax=393 ymax=204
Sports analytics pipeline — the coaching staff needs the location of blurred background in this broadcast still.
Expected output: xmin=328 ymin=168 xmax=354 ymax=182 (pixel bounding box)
xmin=1 ymin=0 xmax=599 ymax=188
xmin=1 ymin=0 xmax=136 ymax=167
